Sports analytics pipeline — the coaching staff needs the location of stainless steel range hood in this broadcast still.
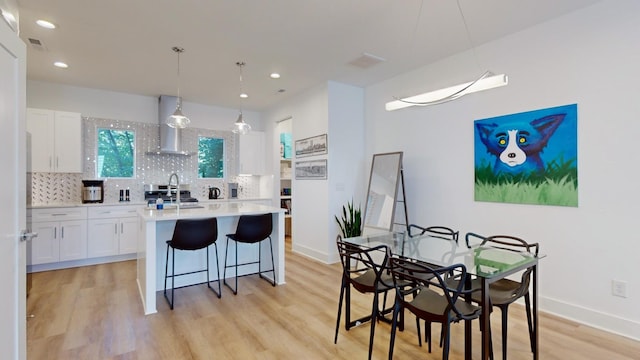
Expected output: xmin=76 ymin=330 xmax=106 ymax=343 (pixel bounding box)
xmin=146 ymin=95 xmax=192 ymax=155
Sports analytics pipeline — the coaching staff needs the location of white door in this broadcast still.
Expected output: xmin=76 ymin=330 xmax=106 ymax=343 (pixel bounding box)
xmin=0 ymin=19 xmax=27 ymax=360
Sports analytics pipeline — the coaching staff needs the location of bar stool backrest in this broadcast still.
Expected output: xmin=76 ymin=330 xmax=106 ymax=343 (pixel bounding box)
xmin=233 ymin=213 xmax=273 ymax=243
xmin=171 ymin=218 xmax=219 ymax=250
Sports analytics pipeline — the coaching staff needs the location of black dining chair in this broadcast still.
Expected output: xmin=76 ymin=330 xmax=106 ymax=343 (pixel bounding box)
xmin=334 ymin=236 xmax=393 ymax=360
xmin=470 ymin=234 xmax=539 ymax=360
xmin=164 ymin=217 xmax=221 ymax=310
xmin=406 ymin=224 xmax=460 ymax=349
xmin=223 ymin=213 xmax=276 ymax=295
xmin=387 ymin=256 xmax=482 ymax=360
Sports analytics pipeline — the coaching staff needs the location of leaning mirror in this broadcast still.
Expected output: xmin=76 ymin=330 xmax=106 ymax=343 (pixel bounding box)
xmin=362 ymin=151 xmax=404 ymax=235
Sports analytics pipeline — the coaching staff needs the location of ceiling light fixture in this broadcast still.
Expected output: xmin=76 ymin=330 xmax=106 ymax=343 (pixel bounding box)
xmin=270 ymin=73 xmax=281 ymax=79
xmin=36 ymin=19 xmax=56 ymax=29
xmin=386 ymin=0 xmax=508 ymax=111
xmin=232 ymin=61 xmax=251 ymax=135
xmin=53 ymin=61 xmax=68 ymax=69
xmin=166 ymin=46 xmax=190 ymax=129
xmin=385 ymin=72 xmax=508 ymax=111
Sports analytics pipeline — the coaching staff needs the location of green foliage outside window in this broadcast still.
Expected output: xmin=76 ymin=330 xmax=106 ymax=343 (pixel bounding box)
xmin=97 ymin=128 xmax=135 ymax=178
xmin=198 ymin=137 xmax=224 ymax=178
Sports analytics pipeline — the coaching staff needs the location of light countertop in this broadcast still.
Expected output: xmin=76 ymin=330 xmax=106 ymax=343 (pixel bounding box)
xmin=137 ymin=202 xmax=284 ymax=222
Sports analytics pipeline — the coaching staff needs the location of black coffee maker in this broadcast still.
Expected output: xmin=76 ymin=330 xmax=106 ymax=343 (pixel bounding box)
xmin=208 ymin=186 xmax=221 ymax=199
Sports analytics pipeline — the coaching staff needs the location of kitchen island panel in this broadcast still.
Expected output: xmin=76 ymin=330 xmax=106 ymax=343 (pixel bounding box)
xmin=137 ymin=203 xmax=285 ymax=314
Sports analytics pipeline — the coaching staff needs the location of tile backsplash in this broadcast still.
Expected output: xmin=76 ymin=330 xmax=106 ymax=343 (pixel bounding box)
xmin=29 ymin=116 xmax=267 ymax=205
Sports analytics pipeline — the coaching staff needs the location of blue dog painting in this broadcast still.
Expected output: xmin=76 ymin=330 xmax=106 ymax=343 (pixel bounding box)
xmin=474 ymin=104 xmax=578 ymax=207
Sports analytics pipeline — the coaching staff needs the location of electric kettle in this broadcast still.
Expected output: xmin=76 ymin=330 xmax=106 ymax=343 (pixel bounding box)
xmin=208 ymin=186 xmax=221 ymax=199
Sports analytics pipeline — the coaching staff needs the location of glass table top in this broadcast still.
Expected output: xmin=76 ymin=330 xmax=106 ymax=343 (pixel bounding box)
xmin=342 ymin=231 xmax=538 ymax=279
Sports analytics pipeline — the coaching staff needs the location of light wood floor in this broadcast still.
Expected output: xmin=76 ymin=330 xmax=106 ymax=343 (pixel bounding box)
xmin=27 ymin=238 xmax=640 ymax=359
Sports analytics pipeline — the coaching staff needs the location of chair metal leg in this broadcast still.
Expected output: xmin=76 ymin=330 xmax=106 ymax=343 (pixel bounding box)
xmin=500 ymin=305 xmax=509 ymax=360
xmin=367 ymin=290 xmax=379 ymax=360
xmin=388 ymin=300 xmax=401 ymax=360
xmin=206 ymin=244 xmax=221 ymax=298
xmin=223 ymin=238 xmax=239 ymax=295
xmin=334 ymin=277 xmax=347 ymax=344
xmin=163 ymin=246 xmax=176 ymax=310
xmin=163 ymin=243 xmax=174 ymax=309
xmin=442 ymin=321 xmax=451 ymax=360
xmin=525 ymin=293 xmax=535 ymax=353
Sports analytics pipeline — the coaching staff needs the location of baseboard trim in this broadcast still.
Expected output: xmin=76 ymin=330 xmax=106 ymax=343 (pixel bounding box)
xmin=540 ymin=295 xmax=640 ymax=341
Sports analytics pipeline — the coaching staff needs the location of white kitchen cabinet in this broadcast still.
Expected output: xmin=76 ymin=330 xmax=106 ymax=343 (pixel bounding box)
xmin=28 ymin=207 xmax=88 ymax=265
xmin=87 ymin=205 xmax=139 ymax=257
xmin=238 ymin=131 xmax=265 ymax=175
xmin=26 ymin=108 xmax=82 ymax=173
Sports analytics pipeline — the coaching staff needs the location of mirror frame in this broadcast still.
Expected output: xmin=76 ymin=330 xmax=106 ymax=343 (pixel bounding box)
xmin=362 ymin=151 xmax=403 ymax=234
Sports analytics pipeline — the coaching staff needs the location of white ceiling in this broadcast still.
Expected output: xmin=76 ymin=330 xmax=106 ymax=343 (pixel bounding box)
xmin=17 ymin=0 xmax=600 ymax=111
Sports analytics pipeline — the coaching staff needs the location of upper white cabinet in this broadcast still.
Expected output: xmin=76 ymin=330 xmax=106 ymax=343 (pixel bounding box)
xmin=238 ymin=131 xmax=265 ymax=175
xmin=26 ymin=108 xmax=82 ymax=173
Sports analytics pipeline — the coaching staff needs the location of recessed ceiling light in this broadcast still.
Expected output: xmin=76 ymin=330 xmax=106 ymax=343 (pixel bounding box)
xmin=270 ymin=73 xmax=281 ymax=79
xmin=54 ymin=61 xmax=68 ymax=69
xmin=36 ymin=19 xmax=56 ymax=29
xmin=240 ymin=93 xmax=248 ymax=98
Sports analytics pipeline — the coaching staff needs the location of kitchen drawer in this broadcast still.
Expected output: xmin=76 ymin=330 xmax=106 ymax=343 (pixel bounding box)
xmin=31 ymin=207 xmax=87 ymax=222
xmin=88 ymin=204 xmax=140 ymax=219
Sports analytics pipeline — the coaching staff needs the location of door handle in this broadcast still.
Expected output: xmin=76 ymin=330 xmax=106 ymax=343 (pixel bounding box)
xmin=20 ymin=230 xmax=38 ymax=242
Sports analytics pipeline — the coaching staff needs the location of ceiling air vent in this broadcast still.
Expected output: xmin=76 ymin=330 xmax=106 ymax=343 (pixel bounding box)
xmin=28 ymin=38 xmax=47 ymax=51
xmin=348 ymin=52 xmax=386 ymax=69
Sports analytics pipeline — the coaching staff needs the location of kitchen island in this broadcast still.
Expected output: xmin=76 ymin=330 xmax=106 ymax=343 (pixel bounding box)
xmin=136 ymin=202 xmax=285 ymax=314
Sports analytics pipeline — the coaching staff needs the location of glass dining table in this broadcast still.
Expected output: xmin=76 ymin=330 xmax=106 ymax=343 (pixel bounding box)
xmin=343 ymin=231 xmax=540 ymax=360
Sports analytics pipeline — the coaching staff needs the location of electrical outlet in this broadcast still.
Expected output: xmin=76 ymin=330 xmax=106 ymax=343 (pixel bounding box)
xmin=612 ymin=280 xmax=628 ymax=298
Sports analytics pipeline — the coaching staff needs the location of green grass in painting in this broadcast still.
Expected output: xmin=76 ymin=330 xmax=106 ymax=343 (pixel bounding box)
xmin=475 ymin=156 xmax=578 ymax=206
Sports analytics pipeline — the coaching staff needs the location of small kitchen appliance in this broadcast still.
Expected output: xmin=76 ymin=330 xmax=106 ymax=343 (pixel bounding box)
xmin=82 ymin=180 xmax=104 ymax=203
xmin=228 ymin=183 xmax=238 ymax=199
xmin=208 ymin=186 xmax=221 ymax=199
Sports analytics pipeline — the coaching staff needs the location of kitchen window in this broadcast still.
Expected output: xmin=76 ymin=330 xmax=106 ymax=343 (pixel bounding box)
xmin=198 ymin=136 xmax=225 ymax=178
xmin=97 ymin=128 xmax=135 ymax=178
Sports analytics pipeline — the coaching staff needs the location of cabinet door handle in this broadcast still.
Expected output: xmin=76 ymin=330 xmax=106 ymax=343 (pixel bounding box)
xmin=49 ymin=156 xmax=52 ymax=170
xmin=121 ymin=223 xmax=124 ymax=234
xmin=61 ymin=226 xmax=64 ymax=238
xmin=56 ymin=156 xmax=59 ymax=169
xmin=54 ymin=227 xmax=57 ymax=239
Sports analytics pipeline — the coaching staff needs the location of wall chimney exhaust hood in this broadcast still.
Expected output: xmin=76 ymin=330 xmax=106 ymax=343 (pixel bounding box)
xmin=146 ymin=95 xmax=193 ymax=156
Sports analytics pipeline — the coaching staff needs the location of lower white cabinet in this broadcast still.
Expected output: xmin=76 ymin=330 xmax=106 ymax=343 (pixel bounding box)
xmin=28 ymin=207 xmax=88 ymax=265
xmin=87 ymin=205 xmax=139 ymax=257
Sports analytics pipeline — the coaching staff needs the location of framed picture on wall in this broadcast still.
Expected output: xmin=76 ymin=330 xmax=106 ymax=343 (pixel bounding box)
xmin=295 ymin=134 xmax=327 ymax=158
xmin=295 ymin=159 xmax=327 ymax=180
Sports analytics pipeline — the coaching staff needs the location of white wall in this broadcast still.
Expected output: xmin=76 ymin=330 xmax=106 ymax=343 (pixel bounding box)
xmin=26 ymin=80 xmax=262 ymax=130
xmin=265 ymin=81 xmax=365 ymax=262
xmin=365 ymin=0 xmax=640 ymax=340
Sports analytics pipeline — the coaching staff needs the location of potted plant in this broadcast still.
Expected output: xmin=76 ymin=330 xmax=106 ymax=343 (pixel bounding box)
xmin=335 ymin=199 xmax=362 ymax=238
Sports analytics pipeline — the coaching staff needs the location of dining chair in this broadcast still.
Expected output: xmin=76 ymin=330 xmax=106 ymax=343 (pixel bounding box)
xmin=334 ymin=236 xmax=393 ymax=360
xmin=406 ymin=224 xmax=460 ymax=349
xmin=223 ymin=213 xmax=276 ymax=295
xmin=470 ymin=234 xmax=539 ymax=360
xmin=387 ymin=256 xmax=482 ymax=360
xmin=164 ymin=217 xmax=221 ymax=310
xmin=408 ymin=224 xmax=459 ymax=242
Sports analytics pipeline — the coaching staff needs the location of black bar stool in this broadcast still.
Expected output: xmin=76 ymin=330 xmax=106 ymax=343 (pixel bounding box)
xmin=164 ymin=217 xmax=221 ymax=310
xmin=223 ymin=213 xmax=276 ymax=295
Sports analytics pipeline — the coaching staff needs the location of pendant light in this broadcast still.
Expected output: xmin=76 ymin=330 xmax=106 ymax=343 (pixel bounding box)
xmin=167 ymin=47 xmax=191 ymax=128
xmin=385 ymin=0 xmax=508 ymax=111
xmin=232 ymin=61 xmax=252 ymax=135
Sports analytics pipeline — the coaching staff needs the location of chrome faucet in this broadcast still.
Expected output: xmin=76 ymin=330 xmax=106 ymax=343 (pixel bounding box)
xmin=167 ymin=173 xmax=180 ymax=209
